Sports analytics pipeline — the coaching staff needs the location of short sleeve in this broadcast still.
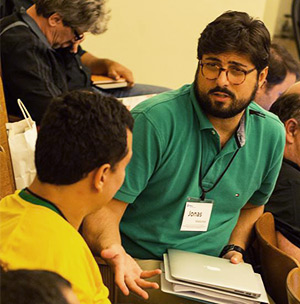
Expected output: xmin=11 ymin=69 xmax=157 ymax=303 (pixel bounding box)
xmin=114 ymin=112 xmax=163 ymax=203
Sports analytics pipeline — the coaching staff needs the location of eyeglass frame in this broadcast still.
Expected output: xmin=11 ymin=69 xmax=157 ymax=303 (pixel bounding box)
xmin=199 ymin=60 xmax=256 ymax=85
xmin=72 ymin=28 xmax=84 ymax=41
xmin=62 ymin=19 xmax=84 ymax=41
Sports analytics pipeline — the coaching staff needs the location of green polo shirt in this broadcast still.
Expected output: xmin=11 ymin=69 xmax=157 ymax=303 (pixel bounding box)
xmin=115 ymin=84 xmax=285 ymax=259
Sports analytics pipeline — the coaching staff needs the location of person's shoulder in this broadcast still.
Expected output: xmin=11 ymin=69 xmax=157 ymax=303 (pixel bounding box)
xmin=132 ymin=84 xmax=191 ymax=115
xmin=0 ymin=12 xmax=27 ymax=32
xmin=0 ymin=13 xmax=18 ymax=28
xmin=1 ymin=195 xmax=79 ymax=243
xmin=248 ymin=102 xmax=284 ymax=130
xmin=1 ymin=13 xmax=34 ymax=47
xmin=282 ymin=160 xmax=300 ymax=180
xmin=0 ymin=191 xmax=23 ymax=211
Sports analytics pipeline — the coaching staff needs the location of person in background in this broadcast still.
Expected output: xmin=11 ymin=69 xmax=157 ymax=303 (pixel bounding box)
xmin=0 ymin=90 xmax=160 ymax=303
xmin=0 ymin=0 xmax=168 ymax=125
xmin=255 ymin=43 xmax=300 ymax=110
xmin=265 ymin=83 xmax=300 ymax=262
xmin=286 ymin=80 xmax=300 ymax=94
xmin=0 ymin=264 xmax=79 ymax=304
xmin=82 ymin=11 xmax=285 ymax=304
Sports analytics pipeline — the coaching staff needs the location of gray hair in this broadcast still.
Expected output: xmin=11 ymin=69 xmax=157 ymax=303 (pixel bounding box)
xmin=35 ymin=0 xmax=110 ymax=34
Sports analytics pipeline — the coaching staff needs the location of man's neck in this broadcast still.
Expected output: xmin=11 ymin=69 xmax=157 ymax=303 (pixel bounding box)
xmin=26 ymin=5 xmax=52 ymax=45
xmin=207 ymin=111 xmax=244 ymax=148
xmin=284 ymin=146 xmax=300 ymax=169
xmin=28 ymin=178 xmax=90 ymax=230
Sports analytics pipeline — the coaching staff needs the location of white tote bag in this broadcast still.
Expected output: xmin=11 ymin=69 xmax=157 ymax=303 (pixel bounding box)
xmin=6 ymin=99 xmax=37 ymax=189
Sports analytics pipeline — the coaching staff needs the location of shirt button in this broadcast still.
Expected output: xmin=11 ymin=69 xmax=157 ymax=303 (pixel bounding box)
xmin=211 ymin=130 xmax=216 ymax=135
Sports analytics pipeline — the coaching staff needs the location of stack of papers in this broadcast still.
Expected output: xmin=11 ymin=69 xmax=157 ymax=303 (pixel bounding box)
xmin=119 ymin=94 xmax=156 ymax=110
xmin=161 ymin=251 xmax=269 ymax=304
xmin=92 ymin=75 xmax=127 ymax=89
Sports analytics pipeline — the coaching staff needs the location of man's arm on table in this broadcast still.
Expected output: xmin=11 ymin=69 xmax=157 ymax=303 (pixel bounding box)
xmin=221 ymin=202 xmax=264 ymax=264
xmin=81 ymin=52 xmax=135 ymax=87
xmin=82 ymin=198 xmax=161 ymax=300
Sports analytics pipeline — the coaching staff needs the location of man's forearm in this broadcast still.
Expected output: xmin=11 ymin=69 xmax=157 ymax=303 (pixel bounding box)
xmin=228 ymin=202 xmax=264 ymax=249
xmin=82 ymin=199 xmax=128 ymax=255
xmin=81 ymin=52 xmax=109 ymax=75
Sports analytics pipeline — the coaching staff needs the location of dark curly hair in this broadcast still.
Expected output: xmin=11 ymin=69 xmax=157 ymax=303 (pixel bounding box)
xmin=197 ymin=11 xmax=271 ymax=73
xmin=35 ymin=90 xmax=134 ymax=185
xmin=0 ymin=267 xmax=71 ymax=304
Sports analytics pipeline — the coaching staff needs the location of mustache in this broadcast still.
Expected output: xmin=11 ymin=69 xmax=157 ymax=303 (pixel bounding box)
xmin=208 ymin=86 xmax=235 ymax=99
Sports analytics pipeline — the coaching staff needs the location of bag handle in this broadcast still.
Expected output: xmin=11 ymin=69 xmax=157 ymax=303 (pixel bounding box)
xmin=17 ymin=99 xmax=34 ymax=129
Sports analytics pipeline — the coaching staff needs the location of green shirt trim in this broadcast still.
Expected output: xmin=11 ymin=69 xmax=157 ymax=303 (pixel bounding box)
xmin=19 ymin=189 xmax=66 ymax=219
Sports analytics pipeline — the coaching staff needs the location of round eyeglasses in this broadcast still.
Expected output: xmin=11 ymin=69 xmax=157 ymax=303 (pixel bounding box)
xmin=199 ymin=60 xmax=256 ymax=85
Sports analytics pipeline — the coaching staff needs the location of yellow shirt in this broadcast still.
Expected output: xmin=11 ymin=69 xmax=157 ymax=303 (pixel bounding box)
xmin=0 ymin=190 xmax=110 ymax=304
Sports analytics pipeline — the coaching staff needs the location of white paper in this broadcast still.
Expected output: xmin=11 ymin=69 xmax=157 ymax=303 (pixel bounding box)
xmin=119 ymin=94 xmax=156 ymax=110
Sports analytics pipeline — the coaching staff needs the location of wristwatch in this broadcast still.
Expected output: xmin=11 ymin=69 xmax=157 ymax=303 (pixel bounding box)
xmin=219 ymin=244 xmax=245 ymax=258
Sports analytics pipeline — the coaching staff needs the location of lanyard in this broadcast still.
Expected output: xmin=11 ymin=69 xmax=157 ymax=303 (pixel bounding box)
xmin=22 ymin=188 xmax=68 ymax=221
xmin=199 ymin=146 xmax=240 ymax=200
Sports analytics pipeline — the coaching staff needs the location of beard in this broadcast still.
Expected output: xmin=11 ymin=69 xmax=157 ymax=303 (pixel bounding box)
xmin=194 ymin=67 xmax=258 ymax=119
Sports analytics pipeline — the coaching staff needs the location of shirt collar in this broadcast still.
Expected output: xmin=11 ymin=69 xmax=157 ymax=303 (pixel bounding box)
xmin=189 ymin=83 xmax=246 ymax=147
xmin=20 ymin=8 xmax=52 ymax=49
xmin=283 ymin=158 xmax=300 ymax=171
xmin=19 ymin=188 xmax=67 ymax=220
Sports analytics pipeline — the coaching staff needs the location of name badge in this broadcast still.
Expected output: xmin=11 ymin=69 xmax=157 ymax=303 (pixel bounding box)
xmin=180 ymin=198 xmax=213 ymax=232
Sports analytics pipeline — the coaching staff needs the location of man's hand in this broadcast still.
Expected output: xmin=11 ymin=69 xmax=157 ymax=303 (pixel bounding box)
xmin=80 ymin=54 xmax=135 ymax=87
xmin=70 ymin=35 xmax=85 ymax=53
xmin=101 ymin=244 xmax=161 ymax=299
xmin=105 ymin=60 xmax=135 ymax=87
xmin=222 ymin=251 xmax=244 ymax=264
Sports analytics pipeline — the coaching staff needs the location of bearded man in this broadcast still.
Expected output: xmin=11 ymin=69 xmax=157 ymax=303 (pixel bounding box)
xmin=82 ymin=11 xmax=286 ymax=304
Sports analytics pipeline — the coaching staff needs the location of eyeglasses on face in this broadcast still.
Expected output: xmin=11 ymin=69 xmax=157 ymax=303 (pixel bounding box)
xmin=199 ymin=60 xmax=256 ymax=85
xmin=62 ymin=19 xmax=84 ymax=41
xmin=73 ymin=28 xmax=84 ymax=41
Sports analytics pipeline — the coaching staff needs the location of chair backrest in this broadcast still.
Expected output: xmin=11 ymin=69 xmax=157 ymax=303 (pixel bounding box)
xmin=94 ymin=257 xmax=117 ymax=304
xmin=0 ymin=74 xmax=16 ymax=199
xmin=287 ymin=267 xmax=300 ymax=304
xmin=255 ymin=212 xmax=300 ymax=304
xmin=292 ymin=0 xmax=300 ymax=59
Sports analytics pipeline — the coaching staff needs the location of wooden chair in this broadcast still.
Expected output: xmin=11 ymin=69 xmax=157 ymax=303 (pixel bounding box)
xmin=95 ymin=257 xmax=118 ymax=304
xmin=255 ymin=212 xmax=300 ymax=304
xmin=0 ymin=74 xmax=16 ymax=199
xmin=287 ymin=267 xmax=300 ymax=304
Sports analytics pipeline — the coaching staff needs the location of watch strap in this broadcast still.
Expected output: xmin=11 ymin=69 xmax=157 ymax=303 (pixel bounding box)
xmin=219 ymin=244 xmax=245 ymax=257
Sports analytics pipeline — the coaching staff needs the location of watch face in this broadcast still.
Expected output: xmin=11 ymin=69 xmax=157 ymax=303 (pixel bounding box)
xmin=228 ymin=245 xmax=235 ymax=251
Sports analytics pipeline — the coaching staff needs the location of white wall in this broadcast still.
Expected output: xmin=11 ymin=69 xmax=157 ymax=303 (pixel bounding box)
xmin=272 ymin=0 xmax=293 ymax=37
xmin=263 ymin=0 xmax=282 ymax=37
xmin=82 ymin=0 xmax=270 ymax=89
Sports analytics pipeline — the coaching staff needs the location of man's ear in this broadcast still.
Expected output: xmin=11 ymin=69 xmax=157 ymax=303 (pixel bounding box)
xmin=48 ymin=12 xmax=63 ymax=27
xmin=255 ymin=80 xmax=267 ymax=99
xmin=258 ymin=66 xmax=268 ymax=89
xmin=94 ymin=164 xmax=111 ymax=192
xmin=285 ymin=118 xmax=299 ymax=144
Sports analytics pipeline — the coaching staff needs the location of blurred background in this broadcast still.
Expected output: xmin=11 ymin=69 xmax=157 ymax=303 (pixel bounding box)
xmin=82 ymin=0 xmax=299 ymax=89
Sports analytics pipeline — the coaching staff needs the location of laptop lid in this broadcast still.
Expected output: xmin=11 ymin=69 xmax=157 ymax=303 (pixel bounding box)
xmin=167 ymin=249 xmax=261 ymax=298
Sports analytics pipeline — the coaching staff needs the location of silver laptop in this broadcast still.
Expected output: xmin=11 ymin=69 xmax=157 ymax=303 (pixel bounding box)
xmin=167 ymin=249 xmax=261 ymax=298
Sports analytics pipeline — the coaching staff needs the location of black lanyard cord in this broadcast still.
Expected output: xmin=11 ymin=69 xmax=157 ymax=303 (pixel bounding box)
xmin=199 ymin=148 xmax=240 ymax=200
